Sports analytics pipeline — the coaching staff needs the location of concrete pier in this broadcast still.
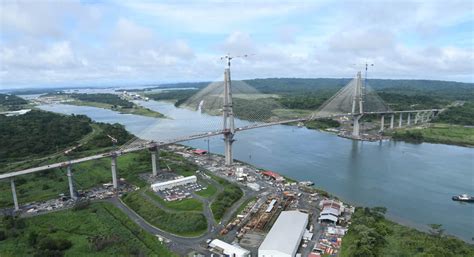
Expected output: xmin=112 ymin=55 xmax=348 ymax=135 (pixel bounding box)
xmin=67 ymin=165 xmax=75 ymax=199
xmin=224 ymin=135 xmax=234 ymax=166
xmin=151 ymin=149 xmax=159 ymax=176
xmin=414 ymin=113 xmax=419 ymax=124
xmin=407 ymin=113 xmax=411 ymax=126
xmin=398 ymin=113 xmax=403 ymax=128
xmin=10 ymin=179 xmax=19 ymax=211
xmin=380 ymin=115 xmax=385 ymax=132
xmin=390 ymin=114 xmax=394 ymax=129
xmin=111 ymin=156 xmax=118 ymax=189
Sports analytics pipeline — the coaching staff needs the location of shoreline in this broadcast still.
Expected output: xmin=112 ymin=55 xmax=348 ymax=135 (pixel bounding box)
xmin=184 ymin=144 xmax=473 ymax=243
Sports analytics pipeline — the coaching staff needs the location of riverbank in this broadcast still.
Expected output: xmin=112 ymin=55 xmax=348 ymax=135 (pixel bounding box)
xmin=185 ymin=146 xmax=474 ymax=255
xmin=340 ymin=207 xmax=474 ymax=256
xmin=66 ymin=100 xmax=166 ymax=118
xmin=388 ymin=123 xmax=474 ymax=147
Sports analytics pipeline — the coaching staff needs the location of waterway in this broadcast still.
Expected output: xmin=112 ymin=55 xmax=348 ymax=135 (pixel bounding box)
xmin=38 ymin=100 xmax=474 ymax=242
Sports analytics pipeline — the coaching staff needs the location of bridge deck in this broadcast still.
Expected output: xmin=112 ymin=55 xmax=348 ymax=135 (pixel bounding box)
xmin=0 ymin=109 xmax=442 ymax=180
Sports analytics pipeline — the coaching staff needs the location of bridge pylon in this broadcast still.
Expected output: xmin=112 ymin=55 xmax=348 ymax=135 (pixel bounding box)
xmin=352 ymin=72 xmax=364 ymax=138
xmin=223 ymin=64 xmax=235 ymax=166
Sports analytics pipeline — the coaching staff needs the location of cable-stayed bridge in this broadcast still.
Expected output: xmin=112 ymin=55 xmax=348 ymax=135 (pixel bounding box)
xmin=1 ymin=66 xmax=443 ymax=211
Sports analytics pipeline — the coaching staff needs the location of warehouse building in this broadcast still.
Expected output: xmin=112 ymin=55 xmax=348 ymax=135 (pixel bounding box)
xmin=151 ymin=176 xmax=197 ymax=191
xmin=318 ymin=200 xmax=343 ymax=224
xmin=258 ymin=210 xmax=309 ymax=257
xmin=209 ymin=239 xmax=251 ymax=257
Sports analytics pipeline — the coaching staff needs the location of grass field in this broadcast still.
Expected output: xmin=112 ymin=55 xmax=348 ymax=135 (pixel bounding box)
xmin=391 ymin=124 xmax=474 ymax=146
xmin=0 ymin=202 xmax=176 ymax=256
xmin=122 ymin=191 xmax=207 ymax=237
xmin=195 ymin=184 xmax=217 ymax=198
xmin=144 ymin=189 xmax=203 ymax=212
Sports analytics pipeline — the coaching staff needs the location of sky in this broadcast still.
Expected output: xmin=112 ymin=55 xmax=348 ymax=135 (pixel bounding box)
xmin=0 ymin=0 xmax=473 ymax=89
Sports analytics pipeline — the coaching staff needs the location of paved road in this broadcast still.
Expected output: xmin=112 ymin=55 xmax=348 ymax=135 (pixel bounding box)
xmin=107 ymin=197 xmax=211 ymax=256
xmin=108 ymin=179 xmax=258 ymax=256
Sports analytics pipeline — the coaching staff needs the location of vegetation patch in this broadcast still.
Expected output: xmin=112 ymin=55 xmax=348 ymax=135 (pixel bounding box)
xmin=122 ymin=191 xmax=207 ymax=237
xmin=391 ymin=124 xmax=474 ymax=146
xmin=0 ymin=110 xmax=92 ymax=162
xmin=435 ymin=102 xmax=474 ymax=126
xmin=0 ymin=202 xmax=175 ymax=256
xmin=211 ymin=184 xmax=243 ymax=222
xmin=340 ymin=207 xmax=474 ymax=257
xmin=305 ymin=118 xmax=340 ymax=130
xmin=195 ymin=184 xmax=217 ymax=198
xmin=0 ymin=94 xmax=28 ymax=111
xmin=145 ymin=189 xmax=203 ymax=212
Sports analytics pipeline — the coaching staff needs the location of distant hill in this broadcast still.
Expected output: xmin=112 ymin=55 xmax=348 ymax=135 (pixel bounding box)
xmin=157 ymin=78 xmax=474 ymax=100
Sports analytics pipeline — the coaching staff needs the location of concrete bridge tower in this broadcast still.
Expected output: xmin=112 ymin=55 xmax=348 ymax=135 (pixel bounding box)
xmin=352 ymin=72 xmax=364 ymax=138
xmin=222 ymin=59 xmax=235 ymax=166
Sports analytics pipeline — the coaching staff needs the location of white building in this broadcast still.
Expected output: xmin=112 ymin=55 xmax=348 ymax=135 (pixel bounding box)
xmin=258 ymin=210 xmax=309 ymax=257
xmin=151 ymin=176 xmax=197 ymax=191
xmin=209 ymin=239 xmax=251 ymax=257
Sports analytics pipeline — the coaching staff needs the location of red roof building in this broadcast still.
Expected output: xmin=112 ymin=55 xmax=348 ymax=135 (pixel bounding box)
xmin=261 ymin=170 xmax=284 ymax=181
xmin=192 ymin=149 xmax=208 ymax=155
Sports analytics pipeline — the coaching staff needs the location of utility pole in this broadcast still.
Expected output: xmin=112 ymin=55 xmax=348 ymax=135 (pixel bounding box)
xmin=220 ymin=54 xmax=248 ymax=166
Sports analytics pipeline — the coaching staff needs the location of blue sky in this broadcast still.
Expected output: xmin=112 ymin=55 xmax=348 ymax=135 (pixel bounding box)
xmin=0 ymin=0 xmax=473 ymax=89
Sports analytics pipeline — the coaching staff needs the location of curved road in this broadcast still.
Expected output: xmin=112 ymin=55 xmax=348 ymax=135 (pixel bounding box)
xmin=107 ymin=175 xmax=257 ymax=256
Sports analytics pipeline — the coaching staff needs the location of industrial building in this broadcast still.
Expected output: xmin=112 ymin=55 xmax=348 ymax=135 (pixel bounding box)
xmin=258 ymin=210 xmax=309 ymax=257
xmin=151 ymin=176 xmax=197 ymax=191
xmin=318 ymin=200 xmax=343 ymax=224
xmin=209 ymin=239 xmax=251 ymax=257
xmin=261 ymin=170 xmax=285 ymax=182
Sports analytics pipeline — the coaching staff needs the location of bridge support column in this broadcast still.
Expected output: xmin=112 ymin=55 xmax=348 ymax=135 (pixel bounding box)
xmin=151 ymin=149 xmax=159 ymax=176
xmin=352 ymin=115 xmax=362 ymax=137
xmin=414 ymin=112 xmax=419 ymax=124
xmin=10 ymin=179 xmax=19 ymax=211
xmin=380 ymin=115 xmax=385 ymax=132
xmin=224 ymin=134 xmax=234 ymax=166
xmin=398 ymin=113 xmax=403 ymax=128
xmin=67 ymin=165 xmax=76 ymax=200
xmin=407 ymin=113 xmax=411 ymax=126
xmin=111 ymin=156 xmax=118 ymax=189
xmin=390 ymin=114 xmax=394 ymax=129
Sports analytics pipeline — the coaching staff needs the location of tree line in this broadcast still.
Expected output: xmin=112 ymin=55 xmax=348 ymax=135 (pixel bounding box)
xmin=70 ymin=93 xmax=133 ymax=108
xmin=0 ymin=110 xmax=133 ymax=162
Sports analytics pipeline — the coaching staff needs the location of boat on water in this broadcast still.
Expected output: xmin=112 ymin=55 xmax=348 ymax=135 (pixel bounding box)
xmin=452 ymin=194 xmax=474 ymax=202
xmin=299 ymin=181 xmax=314 ymax=186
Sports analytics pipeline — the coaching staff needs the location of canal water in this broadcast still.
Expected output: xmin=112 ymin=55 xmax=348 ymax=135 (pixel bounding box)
xmin=38 ymin=100 xmax=474 ymax=242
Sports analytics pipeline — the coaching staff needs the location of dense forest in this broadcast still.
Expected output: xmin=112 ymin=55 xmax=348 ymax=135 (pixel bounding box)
xmin=0 ymin=94 xmax=27 ymax=106
xmin=0 ymin=110 xmax=133 ymax=162
xmin=144 ymin=78 xmax=473 ymax=125
xmin=0 ymin=94 xmax=28 ymax=111
xmin=434 ymin=102 xmax=474 ymax=126
xmin=341 ymin=207 xmax=474 ymax=257
xmin=146 ymin=89 xmax=198 ymax=106
xmin=153 ymin=78 xmax=473 ymax=99
xmin=0 ymin=110 xmax=92 ymax=161
xmin=70 ymin=93 xmax=133 ymax=108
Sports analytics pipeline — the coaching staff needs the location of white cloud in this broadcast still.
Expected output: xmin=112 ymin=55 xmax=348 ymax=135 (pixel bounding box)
xmin=0 ymin=0 xmax=472 ymax=88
